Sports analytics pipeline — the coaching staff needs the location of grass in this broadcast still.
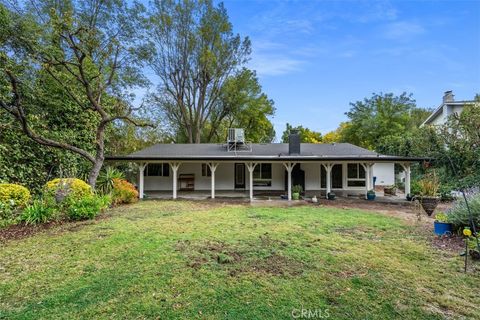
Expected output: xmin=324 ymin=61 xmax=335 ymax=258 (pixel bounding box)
xmin=1 ymin=200 xmax=479 ymax=319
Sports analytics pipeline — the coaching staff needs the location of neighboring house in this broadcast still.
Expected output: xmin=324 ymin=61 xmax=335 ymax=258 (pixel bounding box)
xmin=106 ymin=130 xmax=423 ymax=201
xmin=421 ymin=90 xmax=473 ymax=127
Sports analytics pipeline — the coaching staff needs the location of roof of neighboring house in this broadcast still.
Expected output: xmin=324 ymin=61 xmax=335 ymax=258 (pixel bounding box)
xmin=106 ymin=143 xmax=426 ymax=162
xmin=421 ymin=100 xmax=472 ymax=126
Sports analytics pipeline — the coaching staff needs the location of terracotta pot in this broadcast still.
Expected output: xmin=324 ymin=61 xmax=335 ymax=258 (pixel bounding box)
xmin=419 ymin=196 xmax=440 ymax=216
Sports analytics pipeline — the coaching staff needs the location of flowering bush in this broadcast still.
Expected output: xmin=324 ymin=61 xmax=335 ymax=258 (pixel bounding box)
xmin=0 ymin=183 xmax=31 ymax=209
xmin=112 ymin=178 xmax=138 ymax=205
xmin=44 ymin=178 xmax=92 ymax=203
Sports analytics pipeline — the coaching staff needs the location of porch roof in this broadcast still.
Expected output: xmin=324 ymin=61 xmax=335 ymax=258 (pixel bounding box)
xmin=106 ymin=143 xmax=426 ymax=162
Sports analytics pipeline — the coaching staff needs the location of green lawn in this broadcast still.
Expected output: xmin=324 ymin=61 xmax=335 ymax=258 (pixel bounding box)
xmin=1 ymin=201 xmax=479 ymax=319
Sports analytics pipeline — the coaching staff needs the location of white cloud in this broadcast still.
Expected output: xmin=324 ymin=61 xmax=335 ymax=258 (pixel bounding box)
xmin=383 ymin=21 xmax=426 ymax=39
xmin=249 ymin=53 xmax=304 ymax=76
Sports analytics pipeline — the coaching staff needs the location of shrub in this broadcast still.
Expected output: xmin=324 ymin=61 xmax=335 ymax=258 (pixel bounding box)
xmin=97 ymin=167 xmax=125 ymax=195
xmin=446 ymin=190 xmax=480 ymax=230
xmin=66 ymin=195 xmax=110 ymax=221
xmin=44 ymin=178 xmax=92 ymax=203
xmin=410 ymin=180 xmax=421 ymax=196
xmin=112 ymin=178 xmax=138 ymax=205
xmin=418 ymin=171 xmax=440 ymax=196
xmin=292 ymin=185 xmax=303 ymax=194
xmin=21 ymin=199 xmax=57 ymax=225
xmin=0 ymin=183 xmax=31 ymax=209
xmin=0 ymin=202 xmax=16 ymax=227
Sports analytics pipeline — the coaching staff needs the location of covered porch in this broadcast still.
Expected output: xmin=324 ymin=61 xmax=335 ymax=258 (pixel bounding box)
xmin=136 ymin=160 xmax=413 ymax=201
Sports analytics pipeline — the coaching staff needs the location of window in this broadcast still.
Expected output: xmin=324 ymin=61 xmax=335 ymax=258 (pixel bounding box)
xmin=347 ymin=163 xmax=365 ymax=187
xmin=320 ymin=164 xmax=343 ymax=189
xmin=146 ymin=163 xmax=169 ymax=177
xmin=253 ymin=163 xmax=272 ymax=186
xmin=201 ymin=164 xmax=212 ymax=177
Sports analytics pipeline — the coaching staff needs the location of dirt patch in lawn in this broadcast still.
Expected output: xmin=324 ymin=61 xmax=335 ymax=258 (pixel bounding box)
xmin=431 ymin=235 xmax=465 ymax=252
xmin=175 ymin=234 xmax=305 ymax=277
xmin=0 ymin=221 xmax=62 ymax=243
xmin=0 ymin=213 xmax=111 ymax=243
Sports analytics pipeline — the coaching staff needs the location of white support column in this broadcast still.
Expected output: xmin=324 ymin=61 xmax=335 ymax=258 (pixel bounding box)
xmin=208 ymin=162 xmax=219 ymax=199
xmin=361 ymin=163 xmax=370 ymax=199
xmin=282 ymin=162 xmax=296 ymax=201
xmin=246 ymin=162 xmax=258 ymax=201
xmin=403 ymin=163 xmax=411 ymax=198
xmin=322 ymin=163 xmax=333 ymax=199
xmin=138 ymin=163 xmax=147 ymax=199
xmin=370 ymin=165 xmax=374 ymax=189
xmin=170 ymin=162 xmax=181 ymax=200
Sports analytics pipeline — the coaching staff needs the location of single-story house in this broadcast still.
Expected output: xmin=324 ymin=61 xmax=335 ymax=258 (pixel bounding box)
xmin=106 ymin=130 xmax=424 ymax=201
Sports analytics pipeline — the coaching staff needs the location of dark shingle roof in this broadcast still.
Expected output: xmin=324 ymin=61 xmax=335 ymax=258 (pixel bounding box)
xmin=106 ymin=143 xmax=425 ymax=162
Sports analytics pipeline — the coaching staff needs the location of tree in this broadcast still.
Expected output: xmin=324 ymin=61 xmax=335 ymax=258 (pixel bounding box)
xmin=0 ymin=1 xmax=149 ymax=188
xmin=281 ymin=123 xmax=322 ymax=143
xmin=342 ymin=92 xmax=418 ymax=149
xmin=147 ymin=0 xmax=251 ymax=143
xmin=204 ymin=68 xmax=275 ymax=143
xmin=322 ymin=122 xmax=350 ymax=143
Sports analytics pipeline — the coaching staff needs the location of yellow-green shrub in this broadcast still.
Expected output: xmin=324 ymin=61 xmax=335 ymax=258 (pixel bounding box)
xmin=112 ymin=178 xmax=138 ymax=205
xmin=0 ymin=183 xmax=31 ymax=209
xmin=44 ymin=178 xmax=93 ymax=203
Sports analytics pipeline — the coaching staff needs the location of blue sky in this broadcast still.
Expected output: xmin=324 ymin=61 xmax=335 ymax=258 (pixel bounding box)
xmin=220 ymin=0 xmax=480 ymax=138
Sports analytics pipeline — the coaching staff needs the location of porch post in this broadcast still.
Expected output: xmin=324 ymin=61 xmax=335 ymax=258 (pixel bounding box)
xmin=208 ymin=162 xmax=219 ymax=199
xmin=283 ymin=162 xmax=296 ymax=201
xmin=246 ymin=162 xmax=258 ymax=201
xmin=404 ymin=163 xmax=411 ymax=198
xmin=139 ymin=163 xmax=147 ymax=199
xmin=323 ymin=163 xmax=333 ymax=199
xmin=170 ymin=162 xmax=181 ymax=199
xmin=361 ymin=163 xmax=369 ymax=199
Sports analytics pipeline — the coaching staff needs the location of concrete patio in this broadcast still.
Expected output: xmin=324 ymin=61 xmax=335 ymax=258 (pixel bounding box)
xmin=144 ymin=190 xmax=411 ymax=206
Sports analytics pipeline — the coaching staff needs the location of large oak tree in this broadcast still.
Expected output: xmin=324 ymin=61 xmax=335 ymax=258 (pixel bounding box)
xmin=0 ymin=0 xmax=149 ymax=187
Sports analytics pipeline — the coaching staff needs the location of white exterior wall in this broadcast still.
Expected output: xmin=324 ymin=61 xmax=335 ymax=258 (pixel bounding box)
xmin=372 ymin=163 xmax=395 ymax=186
xmin=143 ymin=161 xmax=396 ymax=192
xmin=144 ymin=163 xmax=235 ymax=191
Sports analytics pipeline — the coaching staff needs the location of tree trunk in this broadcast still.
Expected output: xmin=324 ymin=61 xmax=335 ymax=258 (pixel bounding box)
xmin=87 ymin=157 xmax=104 ymax=188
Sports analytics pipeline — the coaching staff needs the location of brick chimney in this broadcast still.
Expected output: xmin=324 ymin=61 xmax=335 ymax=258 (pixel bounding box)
xmin=289 ymin=130 xmax=301 ymax=155
xmin=443 ymin=90 xmax=454 ymax=103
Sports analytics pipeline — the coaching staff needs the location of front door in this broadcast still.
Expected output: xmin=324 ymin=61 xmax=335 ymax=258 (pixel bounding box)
xmin=234 ymin=163 xmax=246 ymax=189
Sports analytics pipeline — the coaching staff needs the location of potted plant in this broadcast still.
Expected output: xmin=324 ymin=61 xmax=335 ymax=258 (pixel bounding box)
xmin=433 ymin=212 xmax=452 ymax=236
xmin=292 ymin=185 xmax=302 ymax=200
xmin=366 ymin=189 xmax=376 ymax=200
xmin=418 ymin=171 xmax=440 ymax=216
xmin=327 ymin=191 xmax=336 ymax=200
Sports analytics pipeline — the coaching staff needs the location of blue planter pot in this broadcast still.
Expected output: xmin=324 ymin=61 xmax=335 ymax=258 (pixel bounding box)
xmin=367 ymin=193 xmax=376 ymax=200
xmin=434 ymin=221 xmax=452 ymax=236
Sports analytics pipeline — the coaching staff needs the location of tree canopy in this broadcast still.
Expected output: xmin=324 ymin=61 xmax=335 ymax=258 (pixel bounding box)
xmin=0 ymin=0 xmax=150 ymax=187
xmin=281 ymin=123 xmax=322 ymax=143
xmin=147 ymin=0 xmax=274 ymax=143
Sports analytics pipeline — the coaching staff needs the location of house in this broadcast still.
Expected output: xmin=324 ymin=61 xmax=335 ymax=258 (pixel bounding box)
xmin=106 ymin=130 xmax=423 ymax=201
xmin=421 ymin=90 xmax=473 ymax=127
